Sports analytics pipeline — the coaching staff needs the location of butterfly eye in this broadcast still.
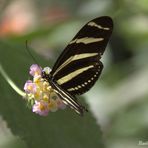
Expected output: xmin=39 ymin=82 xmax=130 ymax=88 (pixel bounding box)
xmin=41 ymin=71 xmax=46 ymax=79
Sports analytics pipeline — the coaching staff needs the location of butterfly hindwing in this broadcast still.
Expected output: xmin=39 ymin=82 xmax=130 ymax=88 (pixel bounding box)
xmin=50 ymin=16 xmax=113 ymax=95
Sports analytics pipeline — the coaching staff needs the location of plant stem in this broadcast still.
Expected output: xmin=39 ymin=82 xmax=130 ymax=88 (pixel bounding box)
xmin=0 ymin=64 xmax=26 ymax=97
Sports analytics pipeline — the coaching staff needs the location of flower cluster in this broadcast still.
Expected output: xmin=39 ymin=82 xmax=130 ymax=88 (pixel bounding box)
xmin=24 ymin=64 xmax=66 ymax=116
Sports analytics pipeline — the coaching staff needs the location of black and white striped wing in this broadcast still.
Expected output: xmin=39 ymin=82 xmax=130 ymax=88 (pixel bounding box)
xmin=51 ymin=16 xmax=113 ymax=95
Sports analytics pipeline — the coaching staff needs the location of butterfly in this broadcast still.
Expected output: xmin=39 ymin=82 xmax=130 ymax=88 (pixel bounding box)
xmin=42 ymin=16 xmax=113 ymax=115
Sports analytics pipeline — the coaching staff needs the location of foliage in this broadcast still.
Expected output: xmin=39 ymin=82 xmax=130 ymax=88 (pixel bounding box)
xmin=0 ymin=41 xmax=104 ymax=148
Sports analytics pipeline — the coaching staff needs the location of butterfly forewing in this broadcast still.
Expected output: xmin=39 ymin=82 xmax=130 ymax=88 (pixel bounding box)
xmin=51 ymin=16 xmax=113 ymax=95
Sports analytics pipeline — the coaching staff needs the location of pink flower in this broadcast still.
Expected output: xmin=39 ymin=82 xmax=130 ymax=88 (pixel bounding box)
xmin=29 ymin=64 xmax=42 ymax=77
xmin=24 ymin=80 xmax=37 ymax=93
xmin=24 ymin=64 xmax=67 ymax=116
xmin=56 ymin=98 xmax=66 ymax=109
xmin=32 ymin=101 xmax=49 ymax=116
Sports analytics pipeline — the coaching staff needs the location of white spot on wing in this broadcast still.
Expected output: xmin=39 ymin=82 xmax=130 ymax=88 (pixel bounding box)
xmin=57 ymin=65 xmax=94 ymax=85
xmin=69 ymin=37 xmax=103 ymax=45
xmin=88 ymin=22 xmax=110 ymax=30
xmin=53 ymin=53 xmax=98 ymax=76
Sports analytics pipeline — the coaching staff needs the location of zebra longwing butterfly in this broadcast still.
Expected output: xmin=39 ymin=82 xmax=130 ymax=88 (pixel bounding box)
xmin=41 ymin=16 xmax=113 ymax=115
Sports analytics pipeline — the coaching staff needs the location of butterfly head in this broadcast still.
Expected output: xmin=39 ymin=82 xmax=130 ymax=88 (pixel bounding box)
xmin=41 ymin=67 xmax=52 ymax=81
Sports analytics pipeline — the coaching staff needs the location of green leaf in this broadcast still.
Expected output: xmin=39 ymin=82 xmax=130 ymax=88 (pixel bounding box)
xmin=0 ymin=40 xmax=105 ymax=148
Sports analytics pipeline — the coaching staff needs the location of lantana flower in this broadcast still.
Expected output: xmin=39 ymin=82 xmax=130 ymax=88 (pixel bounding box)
xmin=24 ymin=64 xmax=66 ymax=116
xmin=29 ymin=64 xmax=42 ymax=77
xmin=24 ymin=80 xmax=37 ymax=94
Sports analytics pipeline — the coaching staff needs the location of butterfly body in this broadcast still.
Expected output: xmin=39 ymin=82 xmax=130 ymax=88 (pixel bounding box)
xmin=42 ymin=16 xmax=113 ymax=115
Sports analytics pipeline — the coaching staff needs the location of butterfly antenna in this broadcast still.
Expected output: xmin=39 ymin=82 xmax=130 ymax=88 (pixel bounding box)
xmin=25 ymin=40 xmax=39 ymax=65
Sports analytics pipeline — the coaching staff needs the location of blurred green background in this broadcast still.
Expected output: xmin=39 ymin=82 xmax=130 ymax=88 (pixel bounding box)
xmin=0 ymin=0 xmax=148 ymax=148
